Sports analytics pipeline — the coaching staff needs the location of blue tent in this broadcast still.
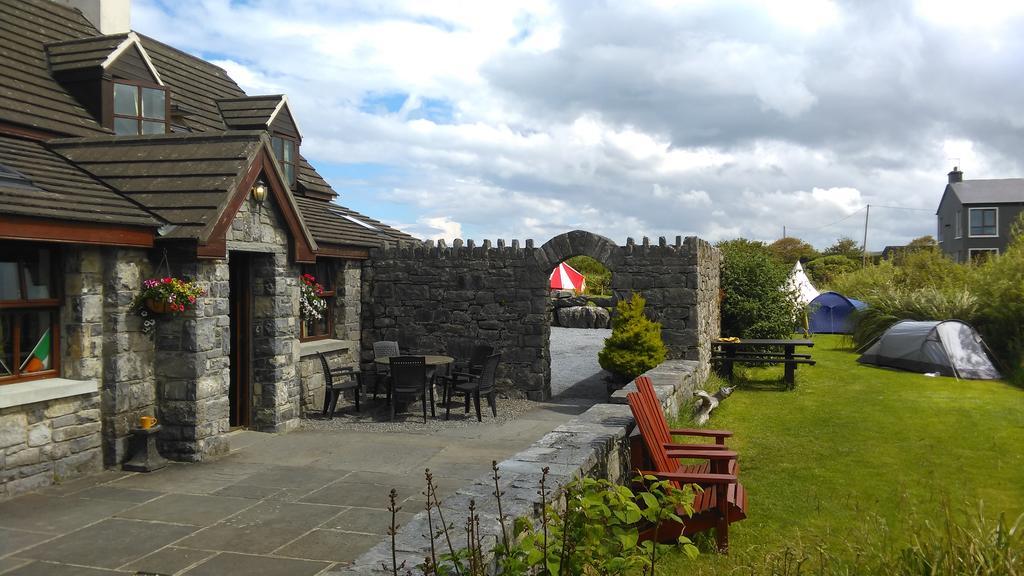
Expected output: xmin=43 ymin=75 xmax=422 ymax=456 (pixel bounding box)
xmin=807 ymin=291 xmax=867 ymax=334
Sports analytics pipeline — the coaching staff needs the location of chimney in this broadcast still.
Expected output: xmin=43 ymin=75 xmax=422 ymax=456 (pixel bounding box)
xmin=948 ymin=166 xmax=963 ymax=184
xmin=54 ymin=0 xmax=131 ymax=35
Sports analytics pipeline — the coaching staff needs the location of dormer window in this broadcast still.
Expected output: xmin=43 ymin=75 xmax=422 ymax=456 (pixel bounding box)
xmin=113 ymin=81 xmax=168 ymax=135
xmin=272 ymin=135 xmax=297 ymax=186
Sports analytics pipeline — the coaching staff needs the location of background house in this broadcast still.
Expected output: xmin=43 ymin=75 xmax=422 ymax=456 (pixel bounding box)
xmin=936 ymin=167 xmax=1024 ymax=262
xmin=0 ymin=0 xmax=415 ymax=497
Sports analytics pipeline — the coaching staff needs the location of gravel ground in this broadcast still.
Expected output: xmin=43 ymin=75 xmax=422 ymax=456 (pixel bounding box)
xmin=302 ymin=327 xmax=613 ymax=433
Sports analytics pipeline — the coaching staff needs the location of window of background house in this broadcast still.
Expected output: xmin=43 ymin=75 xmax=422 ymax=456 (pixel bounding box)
xmin=954 ymin=210 xmax=962 ymax=238
xmin=300 ymin=261 xmax=335 ymax=341
xmin=0 ymin=244 xmax=60 ymax=383
xmin=969 ymin=208 xmax=998 ymax=237
xmin=271 ymin=136 xmax=297 ymax=186
xmin=113 ymin=81 xmax=167 ymax=135
xmin=969 ymin=248 xmax=998 ymax=263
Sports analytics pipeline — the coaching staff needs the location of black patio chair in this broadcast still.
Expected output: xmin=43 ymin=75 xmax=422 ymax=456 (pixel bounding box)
xmin=440 ymin=344 xmax=493 ymax=407
xmin=372 ymin=340 xmax=400 ymax=402
xmin=446 ymin=353 xmax=501 ymax=422
xmin=317 ymin=352 xmax=361 ymax=418
xmin=388 ymin=355 xmax=434 ymax=423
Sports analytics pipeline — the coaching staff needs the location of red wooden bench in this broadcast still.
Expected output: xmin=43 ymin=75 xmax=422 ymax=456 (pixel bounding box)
xmin=627 ymin=377 xmax=748 ymax=553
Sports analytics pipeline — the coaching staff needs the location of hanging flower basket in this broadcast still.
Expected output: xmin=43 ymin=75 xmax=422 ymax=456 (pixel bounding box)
xmin=300 ymin=273 xmax=327 ymax=319
xmin=132 ymin=277 xmax=205 ymax=315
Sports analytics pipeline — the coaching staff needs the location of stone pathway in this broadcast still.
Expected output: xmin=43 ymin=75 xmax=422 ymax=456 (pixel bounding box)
xmin=0 ymin=330 xmax=608 ymax=575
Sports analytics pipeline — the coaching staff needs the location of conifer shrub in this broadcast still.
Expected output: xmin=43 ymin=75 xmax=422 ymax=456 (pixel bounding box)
xmin=599 ymin=293 xmax=667 ymax=381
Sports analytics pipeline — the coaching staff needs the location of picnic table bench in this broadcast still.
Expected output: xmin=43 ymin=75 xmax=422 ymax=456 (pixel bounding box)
xmin=712 ymin=338 xmax=816 ymax=389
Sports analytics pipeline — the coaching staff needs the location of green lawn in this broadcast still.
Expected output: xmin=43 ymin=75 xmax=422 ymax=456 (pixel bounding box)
xmin=662 ymin=334 xmax=1024 ymax=573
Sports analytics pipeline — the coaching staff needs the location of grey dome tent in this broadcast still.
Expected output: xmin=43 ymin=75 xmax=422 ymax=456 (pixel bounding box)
xmin=857 ymin=320 xmax=1001 ymax=379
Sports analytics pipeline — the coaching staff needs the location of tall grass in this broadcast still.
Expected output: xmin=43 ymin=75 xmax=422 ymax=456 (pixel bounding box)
xmin=850 ymin=288 xmax=979 ymax=349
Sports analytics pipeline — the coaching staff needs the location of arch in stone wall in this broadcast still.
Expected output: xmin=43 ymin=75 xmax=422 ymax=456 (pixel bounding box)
xmin=538 ymin=229 xmax=621 ymax=273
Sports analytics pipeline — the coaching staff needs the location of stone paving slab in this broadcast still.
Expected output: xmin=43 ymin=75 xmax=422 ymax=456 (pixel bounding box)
xmin=0 ymin=398 xmax=598 ymax=574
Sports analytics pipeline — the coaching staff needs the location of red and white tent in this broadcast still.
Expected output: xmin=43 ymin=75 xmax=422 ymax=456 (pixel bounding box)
xmin=550 ymin=262 xmax=586 ymax=292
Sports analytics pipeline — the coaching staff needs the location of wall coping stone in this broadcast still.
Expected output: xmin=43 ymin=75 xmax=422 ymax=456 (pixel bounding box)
xmin=333 ymin=358 xmax=703 ymax=575
xmin=297 ymin=339 xmax=356 ymax=358
xmin=0 ymin=378 xmax=99 ymax=409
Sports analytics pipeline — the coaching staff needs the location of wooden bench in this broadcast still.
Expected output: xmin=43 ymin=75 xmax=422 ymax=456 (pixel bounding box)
xmin=627 ymin=377 xmax=747 ymax=553
xmin=711 ymin=338 xmax=816 ymax=389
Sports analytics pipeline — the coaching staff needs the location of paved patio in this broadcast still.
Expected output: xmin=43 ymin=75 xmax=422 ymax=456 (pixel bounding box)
xmin=0 ymin=398 xmax=600 ymax=575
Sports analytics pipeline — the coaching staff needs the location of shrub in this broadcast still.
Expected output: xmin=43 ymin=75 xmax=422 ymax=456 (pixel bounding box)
xmin=767 ymin=236 xmax=819 ymax=263
xmin=599 ymin=294 xmax=667 ymax=381
xmin=850 ymin=288 xmax=979 ymax=349
xmin=804 ymin=254 xmax=860 ymax=286
xmin=717 ymin=239 xmax=797 ymax=339
xmin=829 ymin=249 xmax=968 ymax=297
xmin=972 ymin=217 xmax=1024 ymax=384
xmin=565 ymin=255 xmax=612 ymax=296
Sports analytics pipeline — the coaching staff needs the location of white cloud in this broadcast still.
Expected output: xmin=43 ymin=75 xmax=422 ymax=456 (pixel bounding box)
xmin=132 ymin=0 xmax=1024 ymax=252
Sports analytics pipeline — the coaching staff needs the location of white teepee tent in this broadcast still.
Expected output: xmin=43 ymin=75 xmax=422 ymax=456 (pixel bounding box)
xmin=786 ymin=261 xmax=819 ymax=305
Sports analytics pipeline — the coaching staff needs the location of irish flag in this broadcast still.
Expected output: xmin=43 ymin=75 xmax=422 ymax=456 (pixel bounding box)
xmin=19 ymin=329 xmax=50 ymax=372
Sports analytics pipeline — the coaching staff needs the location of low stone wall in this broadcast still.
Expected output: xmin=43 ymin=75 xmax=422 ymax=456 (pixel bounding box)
xmin=334 ymin=358 xmax=703 ymax=575
xmin=0 ymin=391 xmax=102 ymax=498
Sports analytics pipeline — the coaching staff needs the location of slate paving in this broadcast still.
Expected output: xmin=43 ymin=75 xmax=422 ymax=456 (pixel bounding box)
xmin=0 ymin=329 xmax=605 ymax=574
xmin=0 ymin=401 xmax=596 ymax=575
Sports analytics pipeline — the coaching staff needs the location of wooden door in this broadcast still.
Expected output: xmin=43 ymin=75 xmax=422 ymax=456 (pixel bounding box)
xmin=229 ymin=252 xmax=252 ymax=428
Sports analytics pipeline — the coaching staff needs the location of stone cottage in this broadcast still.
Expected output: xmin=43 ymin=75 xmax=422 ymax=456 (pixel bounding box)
xmin=0 ymin=0 xmax=415 ymax=497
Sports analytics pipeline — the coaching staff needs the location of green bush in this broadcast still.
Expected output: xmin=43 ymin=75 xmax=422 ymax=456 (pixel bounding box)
xmin=973 ymin=219 xmax=1024 ymax=384
xmin=599 ymin=294 xmax=667 ymax=381
xmin=850 ymin=288 xmax=979 ymax=349
xmin=564 ymin=255 xmax=612 ymax=296
xmin=805 ymin=254 xmax=860 ymax=285
xmin=718 ymin=239 xmax=797 ymax=339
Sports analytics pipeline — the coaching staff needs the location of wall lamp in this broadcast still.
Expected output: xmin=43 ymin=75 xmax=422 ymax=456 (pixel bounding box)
xmin=251 ymin=179 xmax=268 ymax=205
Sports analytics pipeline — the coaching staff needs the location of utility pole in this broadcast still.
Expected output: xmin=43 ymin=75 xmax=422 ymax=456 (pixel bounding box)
xmin=783 ymin=225 xmax=786 ymax=238
xmin=861 ymin=204 xmax=870 ymax=266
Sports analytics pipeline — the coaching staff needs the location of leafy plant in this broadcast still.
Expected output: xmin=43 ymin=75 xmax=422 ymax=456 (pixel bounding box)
xmin=822 ymin=236 xmax=863 ymax=260
xmin=717 ymin=239 xmax=798 ymax=339
xmin=804 ymin=254 xmax=860 ymax=285
xmin=421 ymin=464 xmax=699 ymax=576
xmin=566 ymin=256 xmax=612 ymax=296
xmin=132 ymin=276 xmax=204 ymax=313
xmin=767 ymin=236 xmax=819 ymax=263
xmin=598 ymin=294 xmax=667 ymax=381
xmin=972 ymin=214 xmax=1024 ymax=384
xmin=849 ymin=287 xmax=979 ymax=349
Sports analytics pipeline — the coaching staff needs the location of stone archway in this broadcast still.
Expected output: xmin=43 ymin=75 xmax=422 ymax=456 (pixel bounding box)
xmin=361 ymin=231 xmax=719 ymax=401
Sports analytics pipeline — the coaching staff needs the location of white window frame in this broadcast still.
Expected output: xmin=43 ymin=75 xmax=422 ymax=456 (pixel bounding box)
xmin=968 ymin=207 xmax=999 ymax=238
xmin=954 ymin=209 xmax=962 ymax=239
xmin=968 ymin=247 xmax=999 ymax=262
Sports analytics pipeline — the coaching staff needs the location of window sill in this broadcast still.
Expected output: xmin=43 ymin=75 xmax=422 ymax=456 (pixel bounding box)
xmin=0 ymin=378 xmax=98 ymax=409
xmin=298 ymin=339 xmax=356 ymax=358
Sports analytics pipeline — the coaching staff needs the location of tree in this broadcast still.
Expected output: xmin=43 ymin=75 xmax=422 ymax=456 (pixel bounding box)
xmin=804 ymin=255 xmax=860 ymax=286
xmin=906 ymin=235 xmax=938 ymax=249
xmin=823 ymin=236 xmax=863 ymax=260
xmin=767 ymin=237 xmax=819 ymax=263
xmin=717 ymin=239 xmax=798 ymax=339
xmin=599 ymin=294 xmax=667 ymax=381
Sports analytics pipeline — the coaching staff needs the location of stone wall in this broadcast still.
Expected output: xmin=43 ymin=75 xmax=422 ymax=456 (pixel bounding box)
xmin=335 ymin=358 xmax=705 ymax=574
xmin=0 ymin=392 xmax=102 ymax=498
xmin=361 ymin=230 xmax=720 ymax=399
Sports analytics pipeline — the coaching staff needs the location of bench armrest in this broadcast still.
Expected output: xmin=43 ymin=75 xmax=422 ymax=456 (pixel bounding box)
xmin=664 ymin=442 xmax=729 ymax=451
xmin=669 ymin=428 xmax=733 ymax=438
xmin=665 ymin=449 xmax=738 ymax=460
xmin=639 ymin=470 xmax=737 ymax=484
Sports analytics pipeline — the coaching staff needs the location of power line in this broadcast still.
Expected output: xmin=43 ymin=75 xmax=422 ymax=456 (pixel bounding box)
xmin=870 ymin=204 xmax=933 ymax=212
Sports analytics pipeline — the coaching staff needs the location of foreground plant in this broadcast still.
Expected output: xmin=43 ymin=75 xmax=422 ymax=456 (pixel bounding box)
xmin=419 ymin=464 xmax=698 ymax=575
xmin=132 ymin=276 xmax=205 ymax=314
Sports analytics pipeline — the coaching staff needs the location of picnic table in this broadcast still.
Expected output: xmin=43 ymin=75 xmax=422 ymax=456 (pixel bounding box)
xmin=712 ymin=338 xmax=815 ymax=389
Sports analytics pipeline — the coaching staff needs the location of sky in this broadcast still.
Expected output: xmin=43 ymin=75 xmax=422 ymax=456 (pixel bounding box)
xmin=133 ymin=0 xmax=1024 ymax=251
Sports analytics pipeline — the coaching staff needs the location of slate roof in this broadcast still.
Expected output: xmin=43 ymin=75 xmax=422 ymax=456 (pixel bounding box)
xmin=217 ymin=96 xmax=285 ymax=130
xmin=950 ymin=179 xmax=1024 ymax=205
xmin=294 ymin=196 xmax=417 ymax=248
xmin=45 ymin=32 xmax=128 ymax=73
xmin=0 ymin=0 xmax=110 ymax=136
xmin=49 ymin=131 xmax=266 ymax=240
xmin=0 ymin=134 xmax=158 ymax=226
xmin=0 ymin=0 xmax=416 ymax=249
